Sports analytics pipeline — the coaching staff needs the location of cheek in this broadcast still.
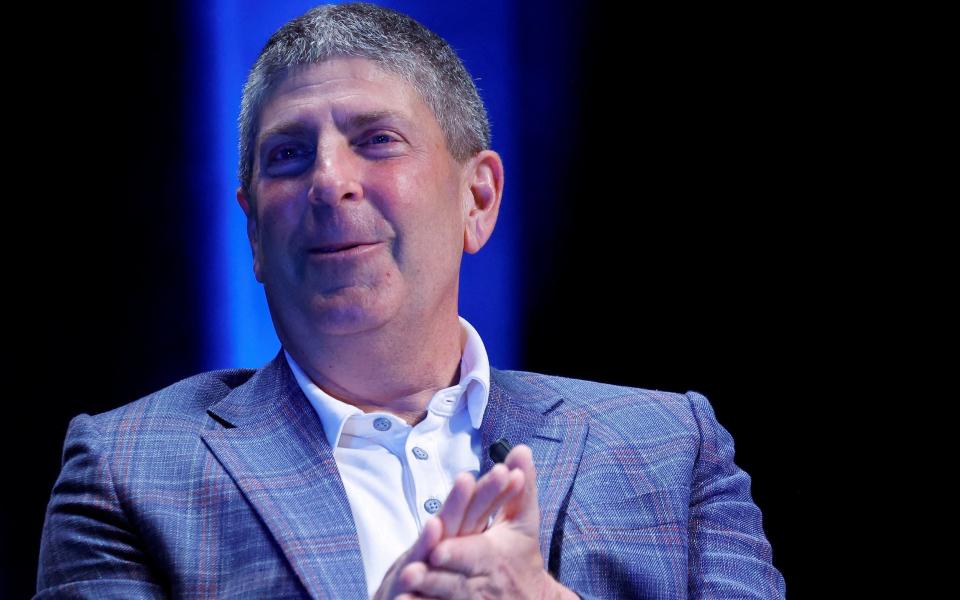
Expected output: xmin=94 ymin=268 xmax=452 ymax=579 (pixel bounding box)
xmin=379 ymin=166 xmax=421 ymax=210
xmin=394 ymin=168 xmax=463 ymax=233
xmin=257 ymin=179 xmax=305 ymax=213
xmin=254 ymin=193 xmax=310 ymax=264
xmin=256 ymin=181 xmax=307 ymax=225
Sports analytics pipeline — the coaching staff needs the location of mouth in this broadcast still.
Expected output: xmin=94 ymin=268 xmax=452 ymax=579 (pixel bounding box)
xmin=308 ymin=242 xmax=382 ymax=257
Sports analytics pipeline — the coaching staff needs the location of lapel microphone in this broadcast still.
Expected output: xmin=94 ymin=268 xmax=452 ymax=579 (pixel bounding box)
xmin=488 ymin=438 xmax=512 ymax=463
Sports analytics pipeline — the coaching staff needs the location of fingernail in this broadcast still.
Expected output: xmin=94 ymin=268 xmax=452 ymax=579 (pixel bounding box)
xmin=433 ymin=546 xmax=448 ymax=566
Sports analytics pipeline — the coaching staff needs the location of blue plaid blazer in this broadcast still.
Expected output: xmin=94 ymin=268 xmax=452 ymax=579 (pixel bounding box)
xmin=36 ymin=349 xmax=785 ymax=599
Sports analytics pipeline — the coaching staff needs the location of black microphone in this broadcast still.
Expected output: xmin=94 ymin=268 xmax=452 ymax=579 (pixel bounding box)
xmin=488 ymin=438 xmax=512 ymax=463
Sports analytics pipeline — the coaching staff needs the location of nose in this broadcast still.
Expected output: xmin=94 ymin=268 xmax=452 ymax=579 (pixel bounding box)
xmin=307 ymin=138 xmax=363 ymax=207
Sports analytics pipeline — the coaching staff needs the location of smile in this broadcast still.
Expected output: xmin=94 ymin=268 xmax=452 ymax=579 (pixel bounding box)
xmin=308 ymin=242 xmax=383 ymax=259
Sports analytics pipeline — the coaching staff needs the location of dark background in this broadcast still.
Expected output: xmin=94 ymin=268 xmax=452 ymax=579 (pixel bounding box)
xmin=5 ymin=2 xmax=889 ymax=597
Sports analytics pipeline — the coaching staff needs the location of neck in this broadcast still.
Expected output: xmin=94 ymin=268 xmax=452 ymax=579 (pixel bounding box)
xmin=283 ymin=310 xmax=465 ymax=427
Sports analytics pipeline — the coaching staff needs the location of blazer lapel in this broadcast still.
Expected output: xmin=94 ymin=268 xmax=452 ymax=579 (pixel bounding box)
xmin=201 ymin=350 xmax=367 ymax=600
xmin=481 ymin=369 xmax=589 ymax=564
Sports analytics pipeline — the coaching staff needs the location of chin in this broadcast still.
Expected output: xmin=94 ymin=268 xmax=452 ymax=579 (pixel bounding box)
xmin=308 ymin=310 xmax=386 ymax=336
xmin=304 ymin=289 xmax=401 ymax=337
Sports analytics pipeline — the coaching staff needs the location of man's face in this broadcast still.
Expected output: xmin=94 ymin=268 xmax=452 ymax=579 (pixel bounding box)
xmin=238 ymin=57 xmax=473 ymax=342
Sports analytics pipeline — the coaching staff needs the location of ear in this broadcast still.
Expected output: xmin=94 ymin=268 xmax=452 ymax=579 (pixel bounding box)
xmin=461 ymin=150 xmax=504 ymax=254
xmin=236 ymin=186 xmax=264 ymax=283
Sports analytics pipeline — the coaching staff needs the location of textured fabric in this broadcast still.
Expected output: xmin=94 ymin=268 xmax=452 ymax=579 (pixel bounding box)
xmin=284 ymin=315 xmax=491 ymax=596
xmin=35 ymin=349 xmax=786 ymax=599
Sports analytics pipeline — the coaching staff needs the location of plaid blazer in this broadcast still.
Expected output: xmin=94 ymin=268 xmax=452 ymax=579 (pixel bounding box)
xmin=36 ymin=349 xmax=785 ymax=599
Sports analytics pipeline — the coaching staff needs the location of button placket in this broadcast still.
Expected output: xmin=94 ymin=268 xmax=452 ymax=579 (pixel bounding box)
xmin=407 ymin=425 xmax=448 ymax=524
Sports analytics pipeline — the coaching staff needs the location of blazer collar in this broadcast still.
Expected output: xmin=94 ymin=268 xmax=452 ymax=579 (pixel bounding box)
xmin=202 ymin=350 xmax=367 ymax=599
xmin=480 ymin=367 xmax=590 ymax=563
xmin=202 ymin=352 xmax=589 ymax=597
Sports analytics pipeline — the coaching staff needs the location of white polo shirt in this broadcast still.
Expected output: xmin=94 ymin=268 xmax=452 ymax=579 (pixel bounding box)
xmin=284 ymin=315 xmax=490 ymax=597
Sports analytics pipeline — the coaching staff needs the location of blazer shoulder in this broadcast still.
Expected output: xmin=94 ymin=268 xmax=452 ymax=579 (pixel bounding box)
xmin=492 ymin=367 xmax=705 ymax=440
xmin=81 ymin=366 xmax=257 ymax=433
xmin=494 ymin=367 xmax=692 ymax=410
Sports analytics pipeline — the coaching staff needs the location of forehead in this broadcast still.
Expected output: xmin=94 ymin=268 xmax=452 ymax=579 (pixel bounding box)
xmin=256 ymin=57 xmax=438 ymax=141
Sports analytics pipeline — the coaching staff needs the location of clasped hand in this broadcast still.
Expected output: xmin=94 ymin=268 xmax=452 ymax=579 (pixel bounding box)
xmin=373 ymin=444 xmax=575 ymax=600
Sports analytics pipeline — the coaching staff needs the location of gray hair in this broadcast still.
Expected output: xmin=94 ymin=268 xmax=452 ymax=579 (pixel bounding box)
xmin=237 ymin=2 xmax=491 ymax=194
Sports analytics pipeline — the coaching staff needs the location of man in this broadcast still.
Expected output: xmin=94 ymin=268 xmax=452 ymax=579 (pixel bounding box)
xmin=35 ymin=3 xmax=785 ymax=599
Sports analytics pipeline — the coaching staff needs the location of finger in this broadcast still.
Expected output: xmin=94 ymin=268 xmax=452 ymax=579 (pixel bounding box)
xmin=473 ymin=467 xmax=524 ymax=532
xmin=458 ymin=463 xmax=511 ymax=535
xmin=407 ymin=516 xmax=443 ymax=563
xmin=490 ymin=467 xmax=525 ymax=527
xmin=428 ymin=534 xmax=494 ymax=577
xmin=502 ymin=444 xmax=540 ymax=528
xmin=436 ymin=471 xmax=475 ymax=541
xmin=376 ymin=523 xmax=441 ymax=600
xmin=406 ymin=564 xmax=470 ymax=598
xmin=397 ymin=561 xmax=429 ymax=593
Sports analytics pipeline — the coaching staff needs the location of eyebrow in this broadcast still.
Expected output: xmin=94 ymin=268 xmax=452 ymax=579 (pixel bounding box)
xmin=257 ymin=110 xmax=412 ymax=145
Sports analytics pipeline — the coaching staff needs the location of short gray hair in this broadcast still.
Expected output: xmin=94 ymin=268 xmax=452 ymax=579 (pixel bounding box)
xmin=237 ymin=2 xmax=491 ymax=194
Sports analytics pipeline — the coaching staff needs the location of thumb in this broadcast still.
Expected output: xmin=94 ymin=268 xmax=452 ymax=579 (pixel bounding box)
xmin=407 ymin=515 xmax=443 ymax=563
xmin=373 ymin=517 xmax=442 ymax=600
xmin=501 ymin=444 xmax=540 ymax=531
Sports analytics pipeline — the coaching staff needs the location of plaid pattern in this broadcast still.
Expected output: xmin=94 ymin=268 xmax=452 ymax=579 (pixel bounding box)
xmin=36 ymin=349 xmax=784 ymax=599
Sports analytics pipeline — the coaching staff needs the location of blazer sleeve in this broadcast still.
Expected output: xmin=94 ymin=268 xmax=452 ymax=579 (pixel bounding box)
xmin=35 ymin=413 xmax=166 ymax=599
xmin=685 ymin=391 xmax=786 ymax=599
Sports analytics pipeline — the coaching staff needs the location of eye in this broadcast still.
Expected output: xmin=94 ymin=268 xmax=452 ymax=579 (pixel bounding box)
xmin=361 ymin=132 xmax=400 ymax=146
xmin=268 ymin=145 xmax=312 ymax=163
xmin=264 ymin=144 xmax=314 ymax=177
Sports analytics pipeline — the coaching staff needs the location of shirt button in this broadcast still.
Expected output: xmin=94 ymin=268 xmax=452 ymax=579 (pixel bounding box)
xmin=373 ymin=417 xmax=392 ymax=431
xmin=412 ymin=447 xmax=429 ymax=460
xmin=424 ymin=498 xmax=442 ymax=514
